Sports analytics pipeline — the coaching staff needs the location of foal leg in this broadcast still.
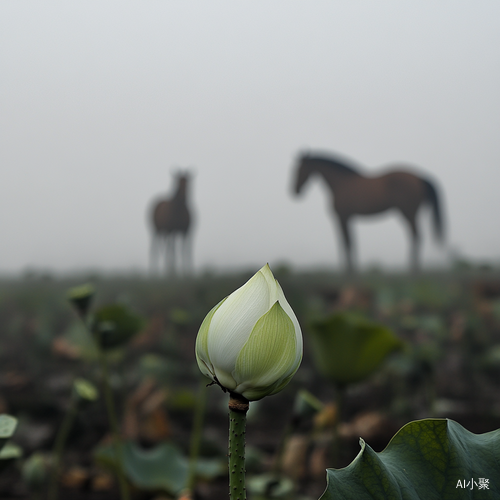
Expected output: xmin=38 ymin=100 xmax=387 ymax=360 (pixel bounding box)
xmin=337 ymin=214 xmax=354 ymax=274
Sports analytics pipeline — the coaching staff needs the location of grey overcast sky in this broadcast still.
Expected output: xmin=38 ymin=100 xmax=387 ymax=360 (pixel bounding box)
xmin=1 ymin=2 xmax=499 ymax=273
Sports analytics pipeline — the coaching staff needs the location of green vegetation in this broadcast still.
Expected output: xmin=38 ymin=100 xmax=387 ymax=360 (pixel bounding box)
xmin=321 ymin=419 xmax=500 ymax=499
xmin=0 ymin=268 xmax=499 ymax=499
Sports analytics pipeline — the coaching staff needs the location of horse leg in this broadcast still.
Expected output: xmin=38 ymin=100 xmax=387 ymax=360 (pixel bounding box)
xmin=166 ymin=234 xmax=176 ymax=276
xmin=404 ymin=213 xmax=420 ymax=273
xmin=149 ymin=236 xmax=156 ymax=275
xmin=337 ymin=214 xmax=354 ymax=273
xmin=150 ymin=234 xmax=159 ymax=275
xmin=182 ymin=232 xmax=192 ymax=276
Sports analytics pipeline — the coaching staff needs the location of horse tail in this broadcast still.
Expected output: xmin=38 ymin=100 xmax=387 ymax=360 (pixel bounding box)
xmin=422 ymin=178 xmax=444 ymax=243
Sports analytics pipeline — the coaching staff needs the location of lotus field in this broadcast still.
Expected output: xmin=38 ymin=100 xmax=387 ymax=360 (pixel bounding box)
xmin=1 ymin=267 xmax=500 ymax=499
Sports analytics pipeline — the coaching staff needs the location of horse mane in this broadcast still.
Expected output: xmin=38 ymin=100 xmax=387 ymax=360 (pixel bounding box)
xmin=303 ymin=153 xmax=362 ymax=176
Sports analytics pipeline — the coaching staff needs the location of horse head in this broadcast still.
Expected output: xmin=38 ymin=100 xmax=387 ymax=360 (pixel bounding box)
xmin=169 ymin=167 xmax=194 ymax=198
xmin=293 ymin=152 xmax=313 ymax=195
xmin=171 ymin=166 xmax=195 ymax=185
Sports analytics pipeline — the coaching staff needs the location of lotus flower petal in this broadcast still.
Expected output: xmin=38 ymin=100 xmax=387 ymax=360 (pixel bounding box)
xmin=195 ymin=264 xmax=303 ymax=401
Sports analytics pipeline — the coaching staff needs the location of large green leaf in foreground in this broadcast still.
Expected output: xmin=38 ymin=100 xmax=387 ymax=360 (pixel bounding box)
xmin=321 ymin=419 xmax=500 ymax=500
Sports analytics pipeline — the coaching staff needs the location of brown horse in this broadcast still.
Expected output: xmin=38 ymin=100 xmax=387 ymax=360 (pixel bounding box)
xmin=149 ymin=170 xmax=193 ymax=275
xmin=293 ymin=152 xmax=444 ymax=272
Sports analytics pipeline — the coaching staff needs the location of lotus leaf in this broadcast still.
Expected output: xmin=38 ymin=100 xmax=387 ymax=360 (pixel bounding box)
xmin=308 ymin=313 xmax=403 ymax=386
xmin=91 ymin=304 xmax=143 ymax=349
xmin=321 ymin=418 xmax=500 ymax=499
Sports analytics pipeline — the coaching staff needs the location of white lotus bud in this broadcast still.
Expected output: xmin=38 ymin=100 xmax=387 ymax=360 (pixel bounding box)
xmin=195 ymin=264 xmax=303 ymax=401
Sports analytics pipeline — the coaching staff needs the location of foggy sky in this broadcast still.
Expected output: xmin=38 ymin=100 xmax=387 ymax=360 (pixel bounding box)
xmin=1 ymin=2 xmax=500 ymax=274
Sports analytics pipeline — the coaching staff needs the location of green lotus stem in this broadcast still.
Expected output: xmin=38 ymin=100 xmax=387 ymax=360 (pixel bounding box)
xmin=186 ymin=378 xmax=208 ymax=493
xmin=74 ymin=309 xmax=129 ymax=499
xmin=47 ymin=400 xmax=78 ymax=500
xmin=97 ymin=346 xmax=130 ymax=500
xmin=228 ymin=392 xmax=249 ymax=500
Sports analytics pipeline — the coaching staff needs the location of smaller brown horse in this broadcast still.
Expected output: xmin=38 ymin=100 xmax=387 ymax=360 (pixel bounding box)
xmin=149 ymin=170 xmax=193 ymax=275
xmin=293 ymin=152 xmax=444 ymax=272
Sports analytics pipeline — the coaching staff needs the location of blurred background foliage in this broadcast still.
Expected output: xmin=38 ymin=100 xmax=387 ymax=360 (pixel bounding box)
xmin=1 ymin=267 xmax=500 ymax=498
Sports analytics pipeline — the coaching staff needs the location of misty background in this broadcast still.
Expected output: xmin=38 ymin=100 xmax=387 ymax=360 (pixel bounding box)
xmin=1 ymin=2 xmax=499 ymax=274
